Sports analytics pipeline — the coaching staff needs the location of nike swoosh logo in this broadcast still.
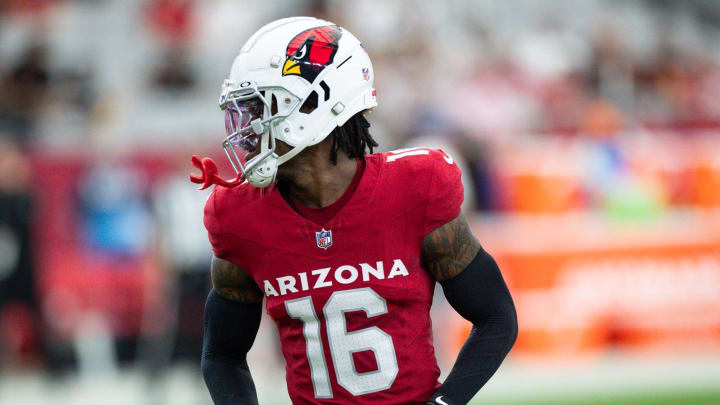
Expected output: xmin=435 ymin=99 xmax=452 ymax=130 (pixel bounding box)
xmin=436 ymin=396 xmax=449 ymax=405
xmin=442 ymin=153 xmax=454 ymax=165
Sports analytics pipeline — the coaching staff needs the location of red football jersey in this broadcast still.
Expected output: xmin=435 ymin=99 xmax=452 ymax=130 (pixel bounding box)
xmin=204 ymin=148 xmax=463 ymax=404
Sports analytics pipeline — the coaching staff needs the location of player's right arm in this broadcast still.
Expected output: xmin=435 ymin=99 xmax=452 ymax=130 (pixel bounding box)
xmin=202 ymin=256 xmax=264 ymax=405
xmin=409 ymin=148 xmax=517 ymax=405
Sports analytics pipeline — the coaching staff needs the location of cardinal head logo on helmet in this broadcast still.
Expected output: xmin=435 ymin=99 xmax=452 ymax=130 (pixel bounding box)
xmin=282 ymin=25 xmax=343 ymax=83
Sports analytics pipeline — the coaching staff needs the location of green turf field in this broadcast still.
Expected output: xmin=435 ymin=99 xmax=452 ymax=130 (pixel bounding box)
xmin=476 ymin=389 xmax=720 ymax=405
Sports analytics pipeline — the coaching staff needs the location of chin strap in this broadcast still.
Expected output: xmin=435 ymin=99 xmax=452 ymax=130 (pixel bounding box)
xmin=189 ymin=155 xmax=245 ymax=190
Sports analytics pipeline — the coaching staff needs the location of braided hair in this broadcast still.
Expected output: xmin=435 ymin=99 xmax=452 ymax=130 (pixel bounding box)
xmin=329 ymin=112 xmax=378 ymax=165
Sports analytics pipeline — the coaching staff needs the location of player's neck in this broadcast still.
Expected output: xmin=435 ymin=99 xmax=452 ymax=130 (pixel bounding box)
xmin=280 ymin=148 xmax=358 ymax=209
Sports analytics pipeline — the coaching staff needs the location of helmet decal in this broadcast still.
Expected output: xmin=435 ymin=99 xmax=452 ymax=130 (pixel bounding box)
xmin=282 ymin=25 xmax=343 ymax=83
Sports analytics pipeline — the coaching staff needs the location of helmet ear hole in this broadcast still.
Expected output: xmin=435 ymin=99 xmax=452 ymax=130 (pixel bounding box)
xmin=271 ymin=94 xmax=278 ymax=115
xmin=299 ymin=91 xmax=318 ymax=114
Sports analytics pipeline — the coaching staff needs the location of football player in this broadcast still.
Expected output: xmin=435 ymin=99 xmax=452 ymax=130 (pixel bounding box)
xmin=192 ymin=17 xmax=517 ymax=405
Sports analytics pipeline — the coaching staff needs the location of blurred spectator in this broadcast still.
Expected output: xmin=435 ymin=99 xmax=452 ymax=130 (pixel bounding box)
xmin=0 ymin=0 xmax=54 ymax=16
xmin=146 ymin=0 xmax=197 ymax=91
xmin=77 ymin=163 xmax=154 ymax=260
xmin=0 ymin=42 xmax=49 ymax=142
xmin=148 ymin=162 xmax=211 ymax=368
xmin=146 ymin=0 xmax=195 ymax=44
xmin=152 ymin=47 xmax=196 ymax=90
xmin=0 ymin=137 xmax=39 ymax=365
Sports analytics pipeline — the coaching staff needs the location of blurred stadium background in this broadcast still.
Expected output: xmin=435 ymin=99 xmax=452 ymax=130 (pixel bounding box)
xmin=2 ymin=0 xmax=720 ymax=404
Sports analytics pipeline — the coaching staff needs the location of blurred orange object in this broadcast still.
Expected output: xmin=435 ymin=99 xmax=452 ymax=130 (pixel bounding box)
xmin=496 ymin=141 xmax=585 ymax=213
xmin=695 ymin=159 xmax=720 ymax=208
xmin=582 ymin=98 xmax=624 ymax=138
xmin=458 ymin=212 xmax=720 ymax=360
xmin=508 ymin=173 xmax=584 ymax=213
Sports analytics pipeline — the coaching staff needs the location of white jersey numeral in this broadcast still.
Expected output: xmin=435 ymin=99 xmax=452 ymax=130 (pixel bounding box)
xmin=324 ymin=288 xmax=398 ymax=395
xmin=285 ymin=287 xmax=399 ymax=398
xmin=386 ymin=148 xmax=430 ymax=162
xmin=387 ymin=147 xmax=454 ymax=164
xmin=285 ymin=297 xmax=333 ymax=398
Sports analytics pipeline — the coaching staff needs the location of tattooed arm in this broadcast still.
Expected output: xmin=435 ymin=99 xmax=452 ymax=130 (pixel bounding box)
xmin=202 ymin=256 xmax=263 ymax=405
xmin=210 ymin=256 xmax=264 ymax=303
xmin=422 ymin=214 xmax=518 ymax=405
xmin=422 ymin=214 xmax=481 ymax=281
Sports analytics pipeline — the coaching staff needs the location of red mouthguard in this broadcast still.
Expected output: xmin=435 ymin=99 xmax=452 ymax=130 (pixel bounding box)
xmin=189 ymin=155 xmax=244 ymax=189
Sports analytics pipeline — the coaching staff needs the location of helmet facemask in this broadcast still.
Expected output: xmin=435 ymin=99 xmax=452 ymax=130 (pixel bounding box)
xmin=218 ymin=78 xmax=339 ymax=188
xmin=219 ymin=80 xmax=301 ymax=187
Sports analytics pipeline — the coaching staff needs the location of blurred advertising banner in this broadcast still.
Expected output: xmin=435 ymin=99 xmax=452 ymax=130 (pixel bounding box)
xmin=469 ymin=212 xmax=720 ymax=359
xmin=491 ymin=133 xmax=720 ymax=215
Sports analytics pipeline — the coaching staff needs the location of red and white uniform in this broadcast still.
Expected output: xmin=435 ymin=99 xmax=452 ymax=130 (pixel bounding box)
xmin=204 ymin=148 xmax=463 ymax=404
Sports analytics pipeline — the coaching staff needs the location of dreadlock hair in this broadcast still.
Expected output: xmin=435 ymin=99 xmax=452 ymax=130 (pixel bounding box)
xmin=329 ymin=112 xmax=378 ymax=165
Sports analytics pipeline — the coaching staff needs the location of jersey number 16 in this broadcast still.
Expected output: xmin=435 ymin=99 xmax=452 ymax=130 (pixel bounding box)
xmin=285 ymin=287 xmax=398 ymax=398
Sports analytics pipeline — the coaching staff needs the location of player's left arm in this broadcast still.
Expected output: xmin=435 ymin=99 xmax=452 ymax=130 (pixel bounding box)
xmin=422 ymin=213 xmax=518 ymax=405
xmin=202 ymin=256 xmax=263 ymax=405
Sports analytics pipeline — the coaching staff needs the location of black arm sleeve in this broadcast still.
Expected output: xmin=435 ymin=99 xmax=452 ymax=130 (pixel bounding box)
xmin=201 ymin=289 xmax=263 ymax=405
xmin=429 ymin=248 xmax=518 ymax=405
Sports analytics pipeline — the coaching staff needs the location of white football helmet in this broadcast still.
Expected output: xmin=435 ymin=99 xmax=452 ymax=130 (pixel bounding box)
xmin=219 ymin=17 xmax=377 ymax=188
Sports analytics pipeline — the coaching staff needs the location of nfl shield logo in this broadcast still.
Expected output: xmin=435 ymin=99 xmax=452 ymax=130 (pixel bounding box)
xmin=315 ymin=229 xmax=333 ymax=249
xmin=362 ymin=67 xmax=370 ymax=81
